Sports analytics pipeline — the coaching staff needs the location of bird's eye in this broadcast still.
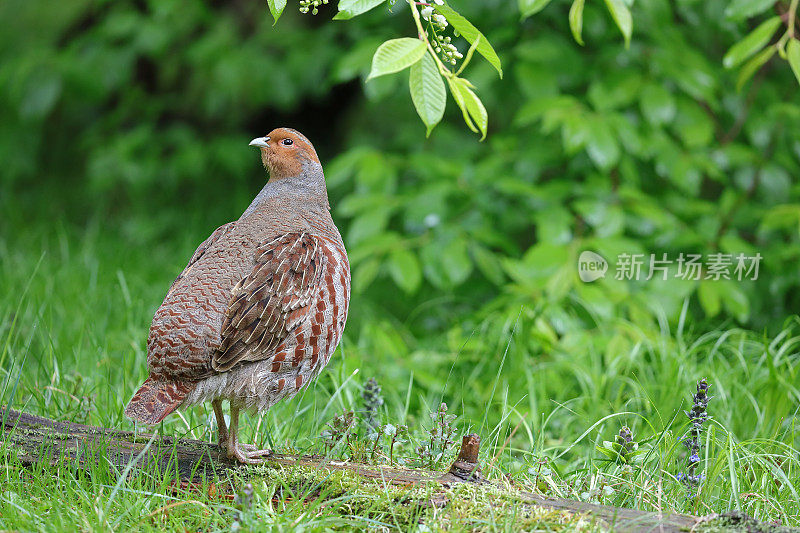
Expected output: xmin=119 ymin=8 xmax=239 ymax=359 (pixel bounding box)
xmin=281 ymin=138 xmax=293 ymax=146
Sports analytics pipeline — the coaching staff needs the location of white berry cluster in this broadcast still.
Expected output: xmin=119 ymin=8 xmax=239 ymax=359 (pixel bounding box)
xmin=420 ymin=1 xmax=463 ymax=66
xmin=420 ymin=2 xmax=447 ymax=31
xmin=433 ymin=34 xmax=462 ymax=65
xmin=299 ymin=0 xmax=328 ymax=15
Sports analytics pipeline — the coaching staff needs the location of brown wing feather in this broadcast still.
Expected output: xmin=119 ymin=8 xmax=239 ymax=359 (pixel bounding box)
xmin=167 ymin=222 xmax=235 ymax=297
xmin=212 ymin=232 xmax=324 ymax=372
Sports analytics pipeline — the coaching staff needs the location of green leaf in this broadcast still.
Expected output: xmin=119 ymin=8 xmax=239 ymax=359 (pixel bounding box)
xmin=787 ymin=39 xmax=800 ymax=87
xmin=471 ymin=244 xmax=505 ymax=285
xmin=367 ymin=38 xmax=427 ymax=80
xmin=586 ymin=117 xmax=620 ymax=170
xmin=673 ymin=98 xmax=714 ymax=148
xmin=333 ymin=0 xmax=386 ymax=20
xmin=519 ymin=0 xmax=552 ymax=19
xmin=388 ymin=248 xmax=422 ymax=293
xmin=503 ymin=242 xmax=569 ymax=289
xmin=448 ymin=77 xmax=488 ymax=140
xmin=409 ymin=51 xmax=446 ymax=136
xmin=720 ymin=281 xmax=750 ymax=322
xmin=736 ymin=45 xmax=775 ymax=91
xmin=535 ymin=207 xmax=573 ymax=244
xmin=603 ymin=0 xmax=632 ymax=47
xmin=639 ymin=83 xmax=676 ymax=125
xmin=420 ymin=242 xmax=448 ymax=289
xmin=440 ymin=238 xmax=473 ymax=286
xmin=725 ymin=0 xmax=775 ymax=21
xmin=698 ymin=282 xmax=721 ymax=318
xmin=267 ymin=0 xmax=287 ymax=24
xmin=347 ymin=209 xmax=389 ymax=245
xmin=460 ymin=85 xmax=489 ymax=139
xmin=587 ymin=72 xmax=642 ymax=110
xmin=455 ymin=34 xmax=481 ymax=76
xmin=19 ymin=70 xmax=62 ymax=120
xmin=561 ymin=115 xmax=590 ymax=153
xmin=353 ymin=257 xmax=381 ymax=293
xmin=434 ymin=4 xmax=503 ymax=78
xmin=723 ymin=16 xmax=781 ymax=69
xmin=760 ymin=204 xmax=800 ymax=232
xmin=447 ymin=77 xmax=476 ymax=134
xmin=568 ymin=0 xmax=585 ymax=46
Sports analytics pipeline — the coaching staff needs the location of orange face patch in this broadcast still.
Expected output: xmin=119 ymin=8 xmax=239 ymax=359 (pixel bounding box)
xmin=257 ymin=128 xmax=320 ymax=180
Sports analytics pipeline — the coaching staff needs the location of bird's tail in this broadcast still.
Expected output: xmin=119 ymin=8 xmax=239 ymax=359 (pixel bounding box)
xmin=124 ymin=377 xmax=195 ymax=425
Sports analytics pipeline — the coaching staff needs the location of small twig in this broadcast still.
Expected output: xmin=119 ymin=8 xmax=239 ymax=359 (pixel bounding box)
xmin=777 ymin=0 xmax=799 ymax=37
xmin=370 ymin=431 xmax=382 ymax=460
xmin=719 ymin=67 xmax=768 ymax=146
xmin=789 ymin=0 xmax=799 ymax=37
xmin=44 ymin=386 xmax=80 ymax=403
xmin=407 ymin=0 xmax=452 ymax=78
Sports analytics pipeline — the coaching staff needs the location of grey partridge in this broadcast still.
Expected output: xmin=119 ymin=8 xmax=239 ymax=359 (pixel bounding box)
xmin=124 ymin=128 xmax=350 ymax=463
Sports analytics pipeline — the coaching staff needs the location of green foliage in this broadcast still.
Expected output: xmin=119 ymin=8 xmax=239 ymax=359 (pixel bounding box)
xmin=602 ymin=0 xmax=632 ymax=47
xmin=723 ymin=17 xmax=783 ymax=69
xmin=432 ymin=4 xmax=503 ymax=78
xmin=324 ymin=0 xmax=502 ymax=137
xmin=520 ymin=0 xmax=553 ymax=19
xmin=267 ymin=0 xmax=288 ymax=22
xmin=409 ymin=51 xmax=446 ymax=137
xmin=568 ymin=0 xmax=586 ymax=46
xmin=786 ymin=38 xmax=800 ymax=83
xmin=333 ymin=0 xmax=385 ymax=20
xmin=1 ymin=227 xmax=799 ymax=527
xmin=2 ymin=0 xmax=800 ymax=387
xmin=368 ymin=38 xmax=428 ymax=80
xmin=1 ymin=0 xmax=800 ymax=527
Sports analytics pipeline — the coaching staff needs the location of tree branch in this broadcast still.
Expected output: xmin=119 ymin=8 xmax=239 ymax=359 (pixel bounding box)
xmin=2 ymin=407 xmax=705 ymax=532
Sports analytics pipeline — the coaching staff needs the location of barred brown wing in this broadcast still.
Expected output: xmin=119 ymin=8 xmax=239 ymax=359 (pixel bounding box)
xmin=213 ymin=232 xmax=325 ymax=372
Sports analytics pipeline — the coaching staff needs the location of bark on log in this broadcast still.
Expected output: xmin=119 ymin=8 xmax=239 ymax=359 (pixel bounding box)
xmin=1 ymin=408 xmax=702 ymax=532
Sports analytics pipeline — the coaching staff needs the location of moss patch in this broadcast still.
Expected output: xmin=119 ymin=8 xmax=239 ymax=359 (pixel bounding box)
xmin=231 ymin=463 xmax=604 ymax=531
xmin=696 ymin=511 xmax=796 ymax=533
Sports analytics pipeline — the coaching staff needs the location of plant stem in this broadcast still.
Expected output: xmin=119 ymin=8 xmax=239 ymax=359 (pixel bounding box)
xmin=406 ymin=0 xmax=452 ymax=78
xmin=371 ymin=432 xmax=381 ymax=460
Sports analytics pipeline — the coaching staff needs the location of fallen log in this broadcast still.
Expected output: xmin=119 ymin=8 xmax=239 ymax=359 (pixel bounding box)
xmin=1 ymin=407 xmax=701 ymax=532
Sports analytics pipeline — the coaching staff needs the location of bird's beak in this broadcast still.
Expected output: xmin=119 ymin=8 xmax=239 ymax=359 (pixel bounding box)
xmin=249 ymin=136 xmax=270 ymax=149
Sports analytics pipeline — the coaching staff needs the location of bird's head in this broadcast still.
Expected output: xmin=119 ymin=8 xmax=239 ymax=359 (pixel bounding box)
xmin=249 ymin=128 xmax=321 ymax=181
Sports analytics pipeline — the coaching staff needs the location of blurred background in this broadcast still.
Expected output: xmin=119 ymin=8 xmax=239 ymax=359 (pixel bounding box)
xmin=1 ymin=0 xmax=799 ymax=463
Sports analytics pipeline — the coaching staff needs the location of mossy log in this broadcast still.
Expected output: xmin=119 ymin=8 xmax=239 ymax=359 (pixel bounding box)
xmin=1 ymin=407 xmax=702 ymax=532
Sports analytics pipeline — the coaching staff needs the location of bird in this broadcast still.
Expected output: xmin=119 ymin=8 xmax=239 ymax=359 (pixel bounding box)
xmin=124 ymin=128 xmax=350 ymax=464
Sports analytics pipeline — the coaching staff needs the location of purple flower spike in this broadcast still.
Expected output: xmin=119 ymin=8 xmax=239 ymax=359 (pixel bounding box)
xmin=678 ymin=379 xmax=711 ymax=498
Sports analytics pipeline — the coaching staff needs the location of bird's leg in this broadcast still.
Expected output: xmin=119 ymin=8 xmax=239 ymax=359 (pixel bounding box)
xmin=212 ymin=398 xmax=228 ymax=448
xmin=226 ymin=405 xmax=272 ymax=464
xmin=217 ymin=401 xmax=257 ymax=452
xmin=214 ymin=399 xmax=256 ymax=452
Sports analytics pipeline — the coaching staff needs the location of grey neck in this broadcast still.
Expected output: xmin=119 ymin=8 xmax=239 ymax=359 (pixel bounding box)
xmin=240 ymin=161 xmax=329 ymax=219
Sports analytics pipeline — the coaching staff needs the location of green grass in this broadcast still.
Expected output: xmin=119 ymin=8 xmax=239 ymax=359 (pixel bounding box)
xmin=1 ymin=222 xmax=799 ymax=531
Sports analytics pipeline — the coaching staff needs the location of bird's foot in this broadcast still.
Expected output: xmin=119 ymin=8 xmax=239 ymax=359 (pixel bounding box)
xmin=219 ymin=432 xmax=263 ymax=456
xmin=228 ymin=444 xmax=272 ymax=464
xmin=222 ymin=440 xmax=257 ymax=452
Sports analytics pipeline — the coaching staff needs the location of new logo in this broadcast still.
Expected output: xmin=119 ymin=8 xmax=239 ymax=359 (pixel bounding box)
xmin=578 ymin=251 xmax=607 ymax=282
